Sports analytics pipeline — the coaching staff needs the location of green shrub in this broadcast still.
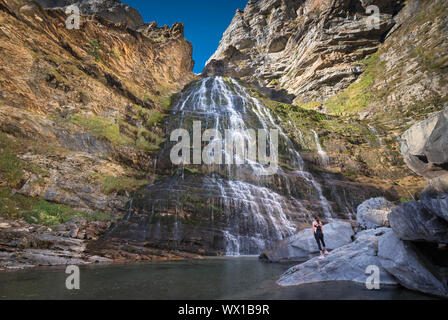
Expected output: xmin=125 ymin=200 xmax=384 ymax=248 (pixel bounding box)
xmin=87 ymin=39 xmax=101 ymax=61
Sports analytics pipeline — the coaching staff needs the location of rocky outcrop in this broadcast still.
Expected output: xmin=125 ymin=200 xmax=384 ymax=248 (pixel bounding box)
xmin=388 ymin=107 xmax=448 ymax=244
xmin=35 ymin=0 xmax=144 ymax=29
xmin=421 ymin=193 xmax=448 ymax=223
xmin=378 ymin=231 xmax=448 ymax=298
xmin=0 ymin=0 xmax=195 ymax=214
xmin=401 ymin=107 xmax=448 ymax=194
xmin=357 ymin=197 xmax=393 ymax=229
xmin=260 ymin=221 xmax=354 ymax=262
xmin=278 ymin=229 xmax=397 ymax=287
xmin=138 ymin=22 xmax=186 ymax=40
xmin=375 ymin=105 xmax=448 ymax=297
xmin=0 ymin=218 xmax=112 ymax=269
xmin=204 ymin=0 xmax=400 ymax=103
xmin=389 ymin=201 xmax=448 ymax=244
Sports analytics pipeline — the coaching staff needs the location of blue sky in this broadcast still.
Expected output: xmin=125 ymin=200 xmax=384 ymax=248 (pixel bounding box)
xmin=122 ymin=1 xmax=248 ymax=74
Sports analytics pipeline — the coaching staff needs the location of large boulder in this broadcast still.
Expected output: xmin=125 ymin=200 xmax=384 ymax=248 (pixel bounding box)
xmin=357 ymin=197 xmax=394 ymax=229
xmin=290 ymin=221 xmax=355 ymax=253
xmin=401 ymin=107 xmax=448 ymax=193
xmin=277 ymin=229 xmax=397 ymax=287
xmin=420 ymin=193 xmax=448 ymax=223
xmin=389 ymin=201 xmax=448 ymax=244
xmin=260 ymin=221 xmax=354 ymax=262
xmin=378 ymin=231 xmax=448 ymax=298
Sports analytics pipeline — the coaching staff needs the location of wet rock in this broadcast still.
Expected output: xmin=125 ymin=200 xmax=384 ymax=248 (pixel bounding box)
xmin=260 ymin=221 xmax=354 ymax=262
xmin=389 ymin=201 xmax=448 ymax=244
xmin=378 ymin=231 xmax=448 ymax=298
xmin=277 ymin=230 xmax=397 ymax=287
xmin=357 ymin=197 xmax=393 ymax=229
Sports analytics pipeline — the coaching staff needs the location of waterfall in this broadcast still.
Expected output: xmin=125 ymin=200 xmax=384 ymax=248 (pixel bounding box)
xmin=368 ymin=125 xmax=384 ymax=146
xmin=293 ymin=171 xmax=333 ymax=220
xmin=311 ymin=129 xmax=330 ymax=167
xmin=110 ymin=77 xmax=334 ymax=256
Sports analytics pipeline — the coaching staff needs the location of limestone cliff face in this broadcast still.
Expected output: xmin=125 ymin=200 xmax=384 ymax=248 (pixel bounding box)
xmin=205 ymin=0 xmax=447 ymax=114
xmin=204 ymin=0 xmax=403 ymax=104
xmin=35 ymin=0 xmax=144 ymax=29
xmin=0 ymin=0 xmax=195 ymax=213
xmin=203 ymin=0 xmax=447 ymax=202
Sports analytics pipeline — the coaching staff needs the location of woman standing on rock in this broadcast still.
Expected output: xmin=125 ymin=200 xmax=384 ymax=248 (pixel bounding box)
xmin=313 ymin=217 xmax=329 ymax=259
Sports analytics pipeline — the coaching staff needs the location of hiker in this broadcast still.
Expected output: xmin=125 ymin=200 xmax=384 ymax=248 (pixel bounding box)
xmin=313 ymin=216 xmax=329 ymax=259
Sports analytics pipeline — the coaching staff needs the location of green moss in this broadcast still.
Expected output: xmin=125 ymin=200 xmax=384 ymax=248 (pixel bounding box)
xmin=135 ymin=127 xmax=165 ymax=151
xmin=87 ymin=39 xmax=101 ymax=62
xmin=94 ymin=175 xmax=149 ymax=195
xmin=297 ymin=100 xmax=322 ymax=110
xmin=68 ymin=114 xmax=134 ymax=146
xmin=46 ymin=67 xmax=68 ymax=84
xmin=184 ymin=167 xmax=200 ymax=175
xmin=0 ymin=133 xmax=49 ymax=188
xmin=0 ymin=151 xmax=24 ymax=187
xmin=0 ymin=187 xmax=111 ymax=226
xmin=325 ymin=53 xmax=381 ymax=115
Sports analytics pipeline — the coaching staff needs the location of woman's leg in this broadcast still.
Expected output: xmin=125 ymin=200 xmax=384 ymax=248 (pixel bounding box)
xmin=319 ymin=234 xmax=329 ymax=254
xmin=314 ymin=233 xmax=323 ymax=252
xmin=320 ymin=233 xmax=326 ymax=250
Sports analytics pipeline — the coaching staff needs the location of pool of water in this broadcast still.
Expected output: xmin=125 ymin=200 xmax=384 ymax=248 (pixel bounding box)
xmin=0 ymin=257 xmax=435 ymax=300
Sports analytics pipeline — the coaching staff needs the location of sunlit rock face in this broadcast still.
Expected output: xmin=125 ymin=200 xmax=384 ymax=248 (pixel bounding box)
xmin=204 ymin=0 xmax=401 ymax=103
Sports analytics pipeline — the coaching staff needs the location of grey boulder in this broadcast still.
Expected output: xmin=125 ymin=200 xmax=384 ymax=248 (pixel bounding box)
xmin=357 ymin=197 xmax=393 ymax=229
xmin=420 ymin=193 xmax=448 ymax=223
xmin=389 ymin=201 xmax=448 ymax=244
xmin=378 ymin=231 xmax=448 ymax=298
xmin=260 ymin=221 xmax=354 ymax=262
xmin=277 ymin=230 xmax=397 ymax=287
xmin=401 ymin=107 xmax=448 ymax=193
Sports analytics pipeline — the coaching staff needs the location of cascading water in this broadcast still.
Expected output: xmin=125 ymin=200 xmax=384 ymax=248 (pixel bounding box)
xmin=311 ymin=129 xmax=330 ymax=167
xmin=108 ymin=77 xmax=334 ymax=256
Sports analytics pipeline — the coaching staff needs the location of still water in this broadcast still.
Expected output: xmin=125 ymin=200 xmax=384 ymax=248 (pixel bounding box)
xmin=0 ymin=257 xmax=435 ymax=300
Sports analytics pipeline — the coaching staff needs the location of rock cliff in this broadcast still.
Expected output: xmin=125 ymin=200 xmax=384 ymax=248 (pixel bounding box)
xmin=0 ymin=0 xmax=195 ymax=217
xmin=204 ymin=0 xmax=402 ymax=103
xmin=35 ymin=0 xmax=144 ymax=29
xmin=205 ymin=0 xmax=447 ymax=124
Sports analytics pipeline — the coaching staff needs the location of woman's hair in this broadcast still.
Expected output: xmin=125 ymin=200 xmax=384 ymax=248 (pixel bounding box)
xmin=314 ymin=216 xmax=321 ymax=223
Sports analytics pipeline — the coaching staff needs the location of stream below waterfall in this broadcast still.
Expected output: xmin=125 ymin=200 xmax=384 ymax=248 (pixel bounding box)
xmin=0 ymin=258 xmax=435 ymax=300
